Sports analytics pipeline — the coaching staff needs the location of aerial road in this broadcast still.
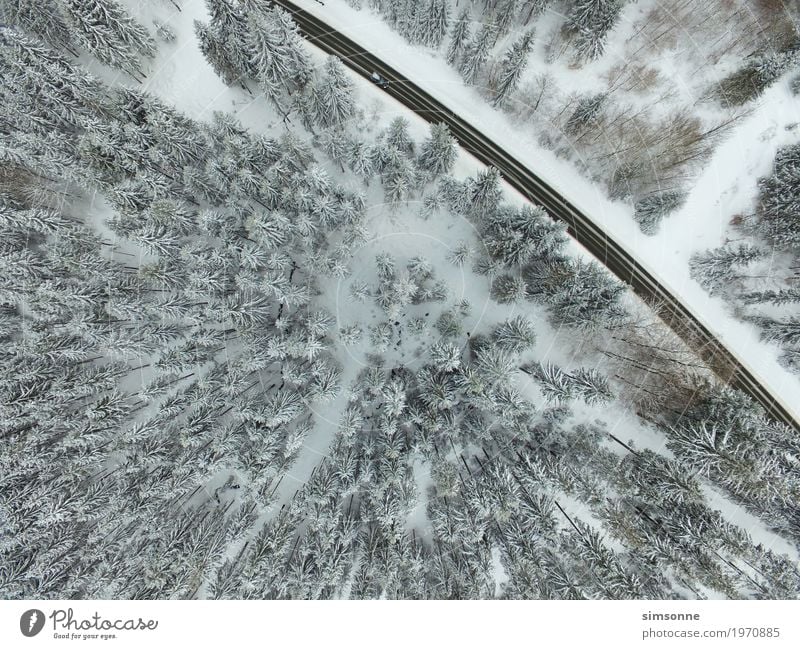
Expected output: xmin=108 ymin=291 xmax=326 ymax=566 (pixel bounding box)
xmin=272 ymin=0 xmax=800 ymax=435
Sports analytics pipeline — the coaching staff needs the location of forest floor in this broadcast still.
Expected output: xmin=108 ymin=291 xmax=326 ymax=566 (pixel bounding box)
xmin=277 ymin=0 xmax=800 ymax=427
xmin=116 ymin=0 xmax=800 ymax=595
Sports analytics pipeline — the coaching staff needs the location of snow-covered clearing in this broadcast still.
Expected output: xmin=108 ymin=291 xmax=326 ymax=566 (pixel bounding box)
xmin=8 ymin=0 xmax=800 ymax=601
xmin=284 ymin=0 xmax=800 ymax=428
xmin=113 ymin=0 xmax=798 ymax=583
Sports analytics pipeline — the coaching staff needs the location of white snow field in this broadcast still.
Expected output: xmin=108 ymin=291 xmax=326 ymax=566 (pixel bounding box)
xmin=3 ymin=0 xmax=796 ymax=601
xmin=116 ymin=0 xmax=799 ymax=579
xmin=281 ymin=0 xmax=800 ymax=429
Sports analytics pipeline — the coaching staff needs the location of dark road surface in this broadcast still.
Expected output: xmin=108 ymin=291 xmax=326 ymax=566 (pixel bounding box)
xmin=273 ymin=0 xmax=799 ymax=434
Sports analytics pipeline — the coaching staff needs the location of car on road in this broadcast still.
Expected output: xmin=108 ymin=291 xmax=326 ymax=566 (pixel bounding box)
xmin=370 ymin=71 xmax=390 ymax=89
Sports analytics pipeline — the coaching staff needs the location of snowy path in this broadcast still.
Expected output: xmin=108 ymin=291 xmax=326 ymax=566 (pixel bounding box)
xmin=278 ymin=0 xmax=800 ymax=430
xmin=118 ymin=0 xmax=799 ymax=591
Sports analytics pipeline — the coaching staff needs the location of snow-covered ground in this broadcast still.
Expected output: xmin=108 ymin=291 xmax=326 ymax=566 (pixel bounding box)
xmin=113 ymin=0 xmax=798 ymax=583
xmin=117 ymin=0 xmax=800 ymax=559
xmin=281 ymin=0 xmax=800 ymax=428
xmin=3 ymin=0 xmax=798 ymax=598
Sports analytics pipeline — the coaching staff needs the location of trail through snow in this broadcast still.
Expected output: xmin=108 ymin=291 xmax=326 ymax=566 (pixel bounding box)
xmin=286 ymin=0 xmax=800 ymax=427
xmin=118 ymin=0 xmax=800 ymax=573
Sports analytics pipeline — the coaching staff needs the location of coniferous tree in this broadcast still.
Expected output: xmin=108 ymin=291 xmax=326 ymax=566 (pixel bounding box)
xmin=689 ymin=244 xmax=763 ymax=295
xmin=491 ymin=316 xmax=536 ymax=354
xmin=0 ymin=0 xmax=75 ymax=53
xmin=750 ymin=316 xmax=800 ymax=347
xmin=194 ymin=0 xmax=252 ymax=89
xmin=569 ymin=367 xmax=613 ymax=405
xmin=469 ymin=166 xmax=502 ymax=218
xmin=755 ymin=142 xmax=800 ymax=248
xmin=153 ymin=20 xmax=176 ymax=44
xmin=516 ymin=0 xmax=554 ymax=24
xmin=565 ymin=93 xmax=606 ymax=135
xmin=270 ymin=4 xmax=312 ymax=89
xmin=493 ymin=0 xmax=520 ymax=38
xmin=447 ymin=240 xmax=471 ymax=266
xmin=384 ymin=116 xmax=415 ymax=156
xmin=430 ymin=340 xmax=462 ymax=372
xmin=522 ymin=361 xmax=612 ymax=404
xmin=483 ymin=203 xmax=567 ymax=267
xmin=245 ymin=5 xmax=310 ymax=112
xmin=667 ymin=420 xmax=754 ymax=481
xmin=633 ymin=190 xmax=686 ymax=235
xmin=417 ymin=123 xmax=457 ymax=178
xmin=0 ymin=26 xmax=102 ymax=133
xmin=716 ymin=40 xmax=800 ymax=106
xmin=58 ymin=0 xmax=156 ymax=79
xmin=446 ymin=8 xmax=471 ymax=66
xmin=425 ymin=0 xmax=450 ymax=49
xmin=566 ymin=0 xmax=623 ymax=61
xmin=493 ymin=30 xmax=534 ymax=107
xmin=312 ymin=56 xmax=356 ymax=129
xmin=370 ymin=321 xmax=394 ymax=352
xmin=491 ymin=273 xmax=528 ymax=304
xmin=394 ymin=0 xmax=421 ymax=44
xmin=459 ymin=24 xmax=494 ymax=84
xmin=524 ymin=257 xmax=626 ymax=330
xmin=742 ymin=288 xmax=800 ymax=306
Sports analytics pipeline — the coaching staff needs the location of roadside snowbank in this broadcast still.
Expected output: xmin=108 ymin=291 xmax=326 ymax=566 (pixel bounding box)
xmin=287 ymin=0 xmax=800 ymax=425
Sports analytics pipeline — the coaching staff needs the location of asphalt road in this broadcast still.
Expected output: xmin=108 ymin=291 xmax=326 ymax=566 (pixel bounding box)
xmin=272 ymin=0 xmax=799 ymax=434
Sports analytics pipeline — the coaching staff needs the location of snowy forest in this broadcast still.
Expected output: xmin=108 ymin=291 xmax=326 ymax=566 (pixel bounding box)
xmin=337 ymin=0 xmax=800 ymax=388
xmin=689 ymin=139 xmax=800 ymax=376
xmin=346 ymin=0 xmax=800 ymax=230
xmin=1 ymin=0 xmax=799 ymax=600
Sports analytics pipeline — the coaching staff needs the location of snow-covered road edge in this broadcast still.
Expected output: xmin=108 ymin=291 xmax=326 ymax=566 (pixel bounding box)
xmin=287 ymin=0 xmax=800 ymax=426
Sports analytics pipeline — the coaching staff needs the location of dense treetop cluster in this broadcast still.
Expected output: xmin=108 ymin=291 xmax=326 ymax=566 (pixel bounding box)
xmin=349 ymin=1 xmax=800 ymax=236
xmin=0 ymin=0 xmax=798 ymax=599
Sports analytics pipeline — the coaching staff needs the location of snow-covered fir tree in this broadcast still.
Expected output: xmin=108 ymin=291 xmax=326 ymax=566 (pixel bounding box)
xmin=417 ymin=122 xmax=457 ymax=178
xmin=425 ymin=0 xmax=451 ymax=48
xmin=756 ymin=142 xmax=800 ymax=249
xmin=0 ymin=0 xmax=76 ymax=53
xmin=633 ymin=190 xmax=686 ymax=235
xmin=458 ymin=23 xmax=494 ymax=84
xmin=689 ymin=244 xmax=763 ymax=295
xmin=566 ymin=0 xmax=624 ymax=62
xmin=2 ymin=0 xmax=799 ymax=604
xmin=492 ymin=30 xmax=534 ymax=107
xmin=58 ymin=0 xmax=155 ymax=79
xmin=308 ymin=55 xmax=357 ymax=130
xmin=446 ymin=8 xmax=471 ymax=65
